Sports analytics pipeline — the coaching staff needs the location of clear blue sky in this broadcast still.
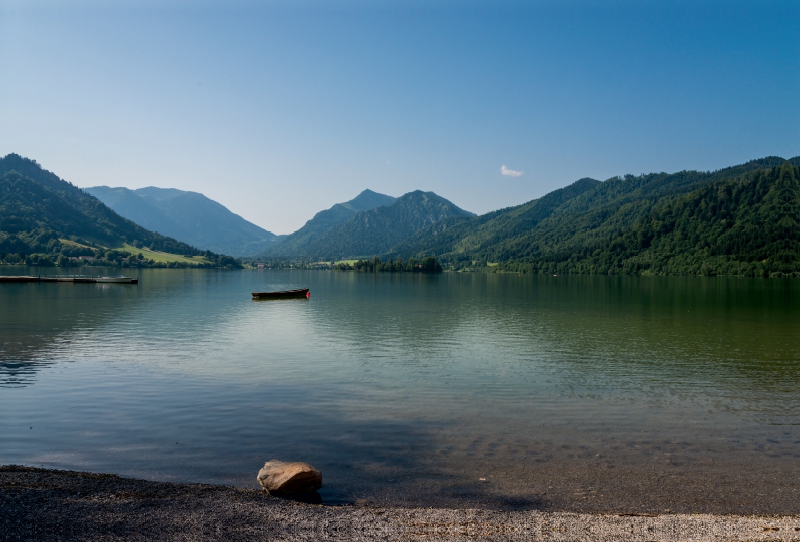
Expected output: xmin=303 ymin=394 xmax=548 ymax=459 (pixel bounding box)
xmin=2 ymin=0 xmax=798 ymax=234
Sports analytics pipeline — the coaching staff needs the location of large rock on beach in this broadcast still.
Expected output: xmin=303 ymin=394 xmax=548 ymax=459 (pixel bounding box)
xmin=257 ymin=460 xmax=322 ymax=495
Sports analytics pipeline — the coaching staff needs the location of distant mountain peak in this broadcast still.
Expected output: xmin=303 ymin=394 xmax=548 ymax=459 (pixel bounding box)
xmin=356 ymin=188 xmax=381 ymax=196
xmin=394 ymin=190 xmax=476 ymax=216
xmin=86 ymin=185 xmax=277 ymax=257
xmin=342 ymin=189 xmax=397 ymax=212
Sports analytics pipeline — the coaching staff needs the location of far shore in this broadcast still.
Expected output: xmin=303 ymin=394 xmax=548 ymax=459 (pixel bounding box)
xmin=2 ymin=465 xmax=797 ymax=541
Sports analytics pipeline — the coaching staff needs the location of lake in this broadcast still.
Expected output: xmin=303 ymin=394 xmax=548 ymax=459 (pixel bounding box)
xmin=1 ymin=268 xmax=798 ymax=513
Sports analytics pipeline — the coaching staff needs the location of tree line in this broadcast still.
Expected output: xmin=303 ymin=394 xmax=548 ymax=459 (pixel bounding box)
xmin=344 ymin=256 xmax=442 ymax=273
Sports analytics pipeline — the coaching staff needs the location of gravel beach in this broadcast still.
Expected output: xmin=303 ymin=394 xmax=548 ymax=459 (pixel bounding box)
xmin=1 ymin=466 xmax=798 ymax=541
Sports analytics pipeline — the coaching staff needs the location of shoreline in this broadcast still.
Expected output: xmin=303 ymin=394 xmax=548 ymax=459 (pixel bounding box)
xmin=2 ymin=466 xmax=798 ymax=541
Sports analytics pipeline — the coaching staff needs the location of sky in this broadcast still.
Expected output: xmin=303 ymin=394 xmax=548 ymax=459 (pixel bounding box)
xmin=1 ymin=1 xmax=798 ymax=234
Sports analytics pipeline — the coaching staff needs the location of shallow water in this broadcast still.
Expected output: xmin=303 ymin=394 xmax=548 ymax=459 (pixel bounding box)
xmin=1 ymin=268 xmax=798 ymax=510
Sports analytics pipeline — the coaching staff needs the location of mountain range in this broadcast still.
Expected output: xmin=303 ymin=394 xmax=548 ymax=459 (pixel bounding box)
xmin=87 ymin=186 xmax=279 ymax=257
xmin=3 ymin=152 xmax=800 ymax=276
xmin=260 ymin=155 xmax=800 ymax=277
xmin=0 ymin=153 xmax=213 ymax=260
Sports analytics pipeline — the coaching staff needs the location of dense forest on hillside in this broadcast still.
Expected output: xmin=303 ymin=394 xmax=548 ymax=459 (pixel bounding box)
xmin=387 ymin=157 xmax=800 ymax=277
xmin=496 ymin=162 xmax=800 ymax=277
xmin=0 ymin=154 xmax=240 ymax=268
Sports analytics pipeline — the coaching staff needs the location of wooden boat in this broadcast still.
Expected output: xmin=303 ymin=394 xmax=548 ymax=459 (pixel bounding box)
xmin=252 ymin=288 xmax=309 ymax=299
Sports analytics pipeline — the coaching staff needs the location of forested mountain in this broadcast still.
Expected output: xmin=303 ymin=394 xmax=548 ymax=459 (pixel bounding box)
xmin=386 ymin=177 xmax=601 ymax=260
xmin=87 ymin=185 xmax=279 ymax=257
xmin=390 ymin=156 xmax=800 ymax=277
xmin=0 ymin=154 xmax=237 ymax=266
xmin=297 ymin=190 xmax=475 ymax=260
xmin=266 ymin=189 xmax=396 ymax=256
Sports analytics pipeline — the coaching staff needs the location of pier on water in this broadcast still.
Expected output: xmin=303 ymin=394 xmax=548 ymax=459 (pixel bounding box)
xmin=0 ymin=275 xmax=138 ymax=284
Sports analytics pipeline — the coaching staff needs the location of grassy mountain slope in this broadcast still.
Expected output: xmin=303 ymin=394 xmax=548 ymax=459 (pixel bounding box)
xmin=266 ymin=189 xmax=396 ymax=256
xmin=302 ymin=190 xmax=475 ymax=260
xmin=0 ymin=154 xmax=236 ymax=266
xmin=87 ymin=185 xmax=278 ymax=257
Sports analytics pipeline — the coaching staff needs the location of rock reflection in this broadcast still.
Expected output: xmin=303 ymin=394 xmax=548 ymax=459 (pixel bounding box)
xmin=0 ymin=360 xmax=57 ymax=388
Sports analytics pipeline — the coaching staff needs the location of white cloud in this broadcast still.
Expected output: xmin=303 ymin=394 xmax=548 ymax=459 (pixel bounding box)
xmin=501 ymin=165 xmax=523 ymax=177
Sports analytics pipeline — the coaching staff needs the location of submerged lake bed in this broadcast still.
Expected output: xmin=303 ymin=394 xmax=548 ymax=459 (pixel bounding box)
xmin=1 ymin=268 xmax=798 ymax=513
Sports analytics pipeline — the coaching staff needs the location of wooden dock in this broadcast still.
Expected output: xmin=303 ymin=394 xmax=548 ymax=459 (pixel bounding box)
xmin=0 ymin=275 xmax=138 ymax=284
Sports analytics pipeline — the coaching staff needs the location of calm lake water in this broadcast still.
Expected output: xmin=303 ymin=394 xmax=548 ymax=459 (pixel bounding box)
xmin=1 ymin=268 xmax=798 ymax=511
